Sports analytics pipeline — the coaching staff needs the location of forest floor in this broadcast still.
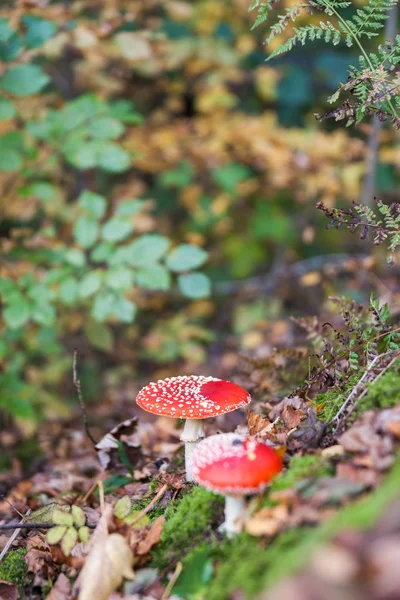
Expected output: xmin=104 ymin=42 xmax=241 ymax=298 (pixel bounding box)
xmin=1 ymin=359 xmax=400 ymax=600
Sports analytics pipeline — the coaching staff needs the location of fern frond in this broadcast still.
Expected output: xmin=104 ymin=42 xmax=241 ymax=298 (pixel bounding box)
xmin=348 ymin=0 xmax=397 ymax=39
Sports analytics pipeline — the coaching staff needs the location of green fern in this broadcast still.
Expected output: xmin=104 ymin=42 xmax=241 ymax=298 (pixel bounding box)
xmin=249 ymin=0 xmax=400 ymax=128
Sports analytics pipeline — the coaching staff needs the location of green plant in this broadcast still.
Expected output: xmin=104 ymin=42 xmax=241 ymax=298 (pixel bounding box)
xmin=317 ymin=199 xmax=400 ymax=264
xmin=0 ymin=13 xmax=213 ymax=422
xmin=249 ymin=0 xmax=400 ymax=127
xmin=291 ymin=294 xmax=400 ymax=419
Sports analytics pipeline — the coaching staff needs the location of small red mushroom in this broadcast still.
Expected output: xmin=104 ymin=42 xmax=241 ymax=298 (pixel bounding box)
xmin=190 ymin=433 xmax=283 ymax=536
xmin=135 ymin=376 xmax=251 ymax=481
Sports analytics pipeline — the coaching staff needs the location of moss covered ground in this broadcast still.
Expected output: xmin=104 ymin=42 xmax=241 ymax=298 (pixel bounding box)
xmin=0 ymin=548 xmax=28 ymax=586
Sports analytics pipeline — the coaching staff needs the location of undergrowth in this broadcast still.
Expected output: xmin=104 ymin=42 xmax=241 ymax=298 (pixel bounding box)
xmin=0 ymin=548 xmax=28 ymax=586
xmin=150 ymin=486 xmax=224 ymax=571
xmin=197 ymin=456 xmax=400 ymax=599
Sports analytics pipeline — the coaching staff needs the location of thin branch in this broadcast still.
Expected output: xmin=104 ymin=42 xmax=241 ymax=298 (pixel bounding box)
xmin=331 ymin=349 xmax=400 ymax=432
xmin=0 ymin=522 xmax=96 ymax=531
xmin=128 ymin=484 xmax=168 ymax=527
xmin=73 ymin=349 xmax=97 ymax=446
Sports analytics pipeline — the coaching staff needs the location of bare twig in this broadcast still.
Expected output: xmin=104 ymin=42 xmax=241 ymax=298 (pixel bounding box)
xmin=73 ymin=349 xmax=97 ymax=446
xmin=331 ymin=350 xmax=400 ymax=432
xmin=128 ymin=484 xmax=168 ymax=527
xmin=0 ymin=509 xmax=31 ymax=563
xmin=0 ymin=522 xmax=96 ymax=531
xmin=161 ymin=561 xmax=182 ymax=600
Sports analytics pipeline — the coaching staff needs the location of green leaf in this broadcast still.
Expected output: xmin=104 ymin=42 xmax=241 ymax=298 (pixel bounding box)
xmin=0 ymin=150 xmax=22 ymax=171
xmin=3 ymin=297 xmax=31 ymax=328
xmin=212 ymin=163 xmax=251 ymax=194
xmin=65 ymin=248 xmax=86 ymax=267
xmin=91 ymin=242 xmax=113 ymax=263
xmin=166 ymin=244 xmax=208 ymax=273
xmin=79 ymin=271 xmax=103 ymax=298
xmin=31 ymin=302 xmax=56 ymax=326
xmin=1 ymin=64 xmax=50 ymax=96
xmin=115 ymin=199 xmax=143 ymax=217
xmin=65 ymin=141 xmax=98 ymax=170
xmin=91 ymin=291 xmax=115 ymax=321
xmin=0 ymin=18 xmax=14 ymax=43
xmin=105 ymin=266 xmax=134 ymax=291
xmin=19 ymin=181 xmax=58 ymax=202
xmin=78 ymin=190 xmax=107 ymax=219
xmin=103 ymin=475 xmax=134 ymax=495
xmin=58 ymin=277 xmax=79 ymax=304
xmin=173 ymin=549 xmax=213 ymax=598
xmin=112 ymin=297 xmax=137 ymax=323
xmin=97 ymin=143 xmax=131 ymax=173
xmin=0 ymin=98 xmax=16 ymax=120
xmin=71 ymin=505 xmax=86 ymax=527
xmin=88 ymin=116 xmax=124 ymax=139
xmin=61 ymin=527 xmax=78 ymax=556
xmin=102 ymin=218 xmax=134 ymax=243
xmin=109 ymin=100 xmax=143 ymax=124
xmin=73 ymin=215 xmax=99 ymax=248
xmin=136 ymin=264 xmax=171 ymax=291
xmin=123 ymin=234 xmax=170 ymax=266
xmin=83 ymin=319 xmax=114 ymax=352
xmin=78 ymin=526 xmax=90 ymax=544
xmin=178 ymin=273 xmax=211 ymax=299
xmin=22 ymin=16 xmax=57 ymax=49
xmin=53 ymin=510 xmax=74 ymax=527
xmin=46 ymin=526 xmax=67 ymax=545
xmin=114 ymin=496 xmax=132 ymax=519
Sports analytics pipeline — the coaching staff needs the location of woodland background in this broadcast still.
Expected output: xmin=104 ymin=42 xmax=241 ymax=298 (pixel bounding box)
xmin=0 ymin=1 xmax=400 ymax=599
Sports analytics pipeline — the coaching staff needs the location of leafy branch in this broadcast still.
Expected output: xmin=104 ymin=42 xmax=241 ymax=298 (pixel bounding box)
xmin=316 ymin=199 xmax=400 ymax=264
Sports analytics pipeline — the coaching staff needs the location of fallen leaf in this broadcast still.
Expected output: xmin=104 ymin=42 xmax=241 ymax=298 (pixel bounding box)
xmin=73 ymin=505 xmax=134 ymax=600
xmin=137 ymin=515 xmax=165 ymax=555
xmin=0 ymin=580 xmax=18 ymax=600
xmin=282 ymin=406 xmax=305 ymax=430
xmin=245 ymin=505 xmax=288 ymax=537
xmin=95 ymin=418 xmax=145 ymax=471
xmin=45 ymin=573 xmax=71 ymax=600
xmin=246 ymin=409 xmax=271 ymax=436
xmin=74 ymin=533 xmax=134 ymax=600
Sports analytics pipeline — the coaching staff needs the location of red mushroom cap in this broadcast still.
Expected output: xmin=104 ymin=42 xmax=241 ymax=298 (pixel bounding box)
xmin=136 ymin=375 xmax=250 ymax=419
xmin=190 ymin=433 xmax=283 ymax=494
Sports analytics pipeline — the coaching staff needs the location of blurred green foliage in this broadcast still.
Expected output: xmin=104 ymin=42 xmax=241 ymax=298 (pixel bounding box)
xmin=0 ymin=1 xmax=398 ymax=424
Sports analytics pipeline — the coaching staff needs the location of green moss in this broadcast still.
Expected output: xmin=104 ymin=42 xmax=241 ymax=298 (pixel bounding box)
xmin=315 ymin=372 xmax=360 ymax=422
xmin=0 ymin=548 xmax=28 ymax=586
xmin=355 ymin=364 xmax=400 ymax=415
xmin=269 ymin=455 xmax=333 ymax=495
xmin=151 ymin=486 xmax=224 ymax=570
xmin=199 ymin=456 xmax=400 ymax=600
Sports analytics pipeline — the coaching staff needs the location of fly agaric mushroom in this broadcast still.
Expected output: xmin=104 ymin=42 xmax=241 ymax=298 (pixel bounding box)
xmin=190 ymin=433 xmax=283 ymax=537
xmin=135 ymin=376 xmax=251 ymax=481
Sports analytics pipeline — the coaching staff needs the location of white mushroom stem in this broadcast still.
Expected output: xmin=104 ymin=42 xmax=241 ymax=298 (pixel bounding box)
xmin=180 ymin=419 xmax=205 ymax=481
xmin=224 ymin=495 xmax=246 ymax=538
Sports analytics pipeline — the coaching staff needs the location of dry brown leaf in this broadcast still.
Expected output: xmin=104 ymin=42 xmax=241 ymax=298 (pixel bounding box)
xmin=282 ymin=406 xmax=305 ymax=430
xmin=45 ymin=573 xmax=71 ymax=600
xmin=245 ymin=504 xmax=288 ymax=537
xmin=137 ymin=515 xmax=165 ymax=556
xmin=0 ymin=580 xmax=18 ymax=600
xmin=95 ymin=418 xmax=145 ymax=471
xmin=246 ymin=409 xmax=271 ymax=436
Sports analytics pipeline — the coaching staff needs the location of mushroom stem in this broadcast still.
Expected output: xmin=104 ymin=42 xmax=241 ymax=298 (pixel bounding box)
xmin=224 ymin=495 xmax=246 ymax=537
xmin=180 ymin=419 xmax=205 ymax=481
